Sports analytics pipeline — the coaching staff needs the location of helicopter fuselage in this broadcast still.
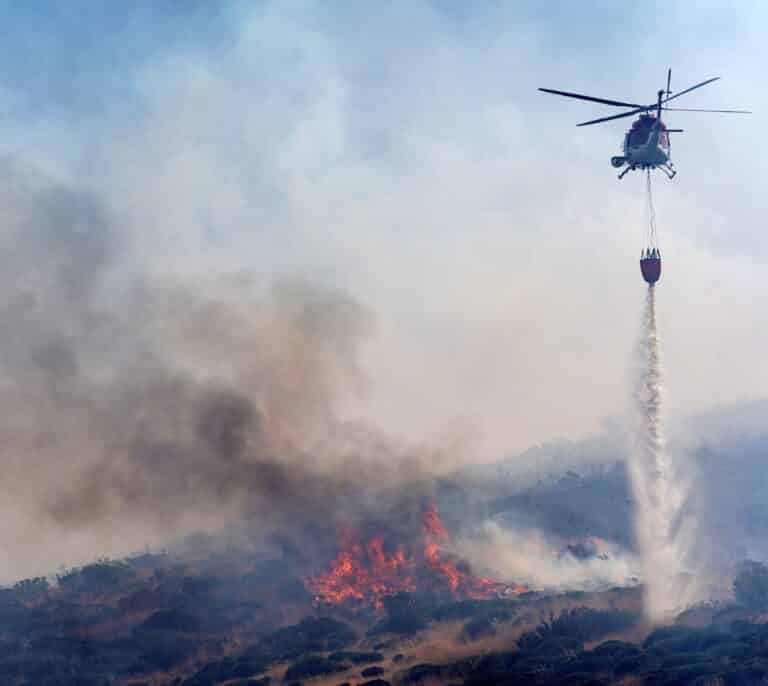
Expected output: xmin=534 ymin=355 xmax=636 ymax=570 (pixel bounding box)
xmin=611 ymin=115 xmax=674 ymax=178
xmin=539 ymin=72 xmax=748 ymax=180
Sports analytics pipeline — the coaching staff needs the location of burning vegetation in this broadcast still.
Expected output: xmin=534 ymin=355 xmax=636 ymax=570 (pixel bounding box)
xmin=0 ymin=544 xmax=646 ymax=686
xmin=18 ymin=544 xmax=768 ymax=686
xmin=6 ymin=160 xmax=768 ymax=686
xmin=306 ymin=503 xmax=518 ymax=608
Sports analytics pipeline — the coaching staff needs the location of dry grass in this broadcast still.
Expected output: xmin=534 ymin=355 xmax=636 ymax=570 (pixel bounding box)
xmin=287 ymin=587 xmax=646 ymax=686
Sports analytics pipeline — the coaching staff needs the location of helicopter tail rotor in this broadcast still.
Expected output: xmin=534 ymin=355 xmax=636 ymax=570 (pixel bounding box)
xmin=666 ymin=68 xmax=672 ymax=98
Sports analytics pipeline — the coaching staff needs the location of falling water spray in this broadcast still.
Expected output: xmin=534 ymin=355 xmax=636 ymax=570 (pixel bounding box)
xmin=629 ymin=173 xmax=694 ymax=621
xmin=629 ymin=285 xmax=691 ymax=621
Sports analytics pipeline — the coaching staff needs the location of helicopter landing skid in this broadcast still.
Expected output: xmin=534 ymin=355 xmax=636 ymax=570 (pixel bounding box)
xmin=660 ymin=163 xmax=676 ymax=179
xmin=617 ymin=163 xmax=676 ymax=180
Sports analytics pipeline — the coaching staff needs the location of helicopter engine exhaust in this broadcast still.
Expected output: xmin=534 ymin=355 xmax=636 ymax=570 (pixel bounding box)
xmin=611 ymin=156 xmax=626 ymax=168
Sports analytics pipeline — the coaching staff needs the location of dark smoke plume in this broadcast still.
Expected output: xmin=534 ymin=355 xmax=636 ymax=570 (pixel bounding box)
xmin=0 ymin=160 xmax=435 ymax=575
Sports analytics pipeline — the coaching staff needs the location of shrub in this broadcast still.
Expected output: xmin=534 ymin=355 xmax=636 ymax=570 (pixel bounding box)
xmin=361 ymin=666 xmax=385 ymax=677
xmin=518 ymin=608 xmax=639 ymax=652
xmin=284 ymin=656 xmax=346 ymax=681
xmin=328 ymin=652 xmax=383 ymax=665
xmin=250 ymin=617 xmax=356 ymax=661
xmin=734 ymin=560 xmax=768 ymax=610
xmin=138 ymin=609 xmax=200 ymax=633
xmin=460 ymin=617 xmax=497 ymax=642
xmin=13 ymin=577 xmax=49 ymax=600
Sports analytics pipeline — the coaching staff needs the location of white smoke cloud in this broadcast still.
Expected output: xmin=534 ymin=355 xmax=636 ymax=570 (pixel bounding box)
xmin=456 ymin=521 xmax=640 ymax=591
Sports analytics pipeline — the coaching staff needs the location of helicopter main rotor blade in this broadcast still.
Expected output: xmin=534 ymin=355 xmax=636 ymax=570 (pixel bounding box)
xmin=577 ymin=107 xmax=646 ymax=127
xmin=538 ymin=88 xmax=645 ymax=109
xmin=661 ymin=77 xmax=720 ymax=104
xmin=662 ymin=106 xmax=751 ymax=113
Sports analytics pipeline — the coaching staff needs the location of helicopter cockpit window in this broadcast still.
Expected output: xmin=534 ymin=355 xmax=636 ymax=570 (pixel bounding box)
xmin=628 ymin=120 xmax=652 ymax=146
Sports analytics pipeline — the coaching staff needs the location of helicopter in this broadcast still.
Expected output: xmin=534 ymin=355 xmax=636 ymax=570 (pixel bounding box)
xmin=539 ymin=69 xmax=750 ymax=179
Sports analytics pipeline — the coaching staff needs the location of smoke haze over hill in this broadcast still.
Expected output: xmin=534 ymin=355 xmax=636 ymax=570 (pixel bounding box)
xmin=0 ymin=3 xmax=767 ymax=619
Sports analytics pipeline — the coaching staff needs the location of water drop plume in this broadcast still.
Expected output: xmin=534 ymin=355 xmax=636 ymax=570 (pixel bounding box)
xmin=629 ymin=286 xmax=691 ymax=621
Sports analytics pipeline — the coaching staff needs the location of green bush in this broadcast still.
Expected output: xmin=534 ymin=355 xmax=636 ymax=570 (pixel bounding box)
xmin=734 ymin=560 xmax=768 ymax=610
xmin=460 ymin=617 xmax=497 ymax=642
xmin=13 ymin=577 xmax=49 ymax=600
xmin=328 ymin=652 xmax=383 ymax=665
xmin=284 ymin=656 xmax=346 ymax=681
xmin=518 ymin=608 xmax=639 ymax=652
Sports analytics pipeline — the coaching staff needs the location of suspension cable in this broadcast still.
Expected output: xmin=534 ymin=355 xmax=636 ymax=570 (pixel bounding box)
xmin=645 ymin=169 xmax=659 ymax=252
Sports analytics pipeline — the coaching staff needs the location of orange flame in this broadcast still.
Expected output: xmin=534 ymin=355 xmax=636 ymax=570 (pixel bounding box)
xmin=305 ymin=529 xmax=415 ymax=608
xmin=421 ymin=503 xmax=509 ymax=599
xmin=306 ymin=502 xmax=523 ymax=607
